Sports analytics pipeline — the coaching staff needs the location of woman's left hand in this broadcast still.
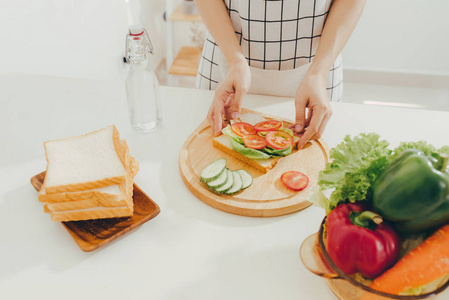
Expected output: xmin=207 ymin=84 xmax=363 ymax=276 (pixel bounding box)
xmin=292 ymin=72 xmax=332 ymax=149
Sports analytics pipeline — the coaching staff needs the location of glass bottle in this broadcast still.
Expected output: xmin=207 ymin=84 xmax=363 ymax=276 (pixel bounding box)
xmin=124 ymin=25 xmax=161 ymax=134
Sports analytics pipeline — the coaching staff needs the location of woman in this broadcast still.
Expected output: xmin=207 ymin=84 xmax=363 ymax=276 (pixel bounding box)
xmin=194 ymin=0 xmax=366 ymax=148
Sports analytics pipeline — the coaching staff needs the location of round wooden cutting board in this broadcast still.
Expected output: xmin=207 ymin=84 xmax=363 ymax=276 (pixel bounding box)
xmin=179 ymin=108 xmax=330 ymax=217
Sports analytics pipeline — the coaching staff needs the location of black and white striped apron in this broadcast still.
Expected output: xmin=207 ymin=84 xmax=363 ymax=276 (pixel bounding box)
xmin=196 ymin=0 xmax=343 ymax=101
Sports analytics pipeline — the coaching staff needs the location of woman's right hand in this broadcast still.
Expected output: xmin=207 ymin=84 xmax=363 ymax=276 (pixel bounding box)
xmin=207 ymin=57 xmax=251 ymax=136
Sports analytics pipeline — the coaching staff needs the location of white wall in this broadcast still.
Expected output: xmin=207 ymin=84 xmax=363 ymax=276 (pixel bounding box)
xmin=343 ymin=0 xmax=449 ymax=76
xmin=0 ymin=0 xmax=447 ymax=81
xmin=0 ymin=0 xmax=166 ymax=81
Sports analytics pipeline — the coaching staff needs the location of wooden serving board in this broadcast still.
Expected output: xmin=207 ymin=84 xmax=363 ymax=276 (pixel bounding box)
xmin=30 ymin=172 xmax=160 ymax=252
xmin=179 ymin=108 xmax=330 ymax=217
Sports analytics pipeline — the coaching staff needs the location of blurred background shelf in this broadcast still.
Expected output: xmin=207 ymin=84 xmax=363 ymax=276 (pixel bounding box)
xmin=168 ymin=46 xmax=202 ymax=77
xmin=166 ymin=1 xmax=204 ymax=83
xmin=168 ymin=3 xmax=202 ymax=22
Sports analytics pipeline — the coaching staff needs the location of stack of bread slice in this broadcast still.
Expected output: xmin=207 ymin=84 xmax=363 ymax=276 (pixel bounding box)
xmin=39 ymin=125 xmax=139 ymax=222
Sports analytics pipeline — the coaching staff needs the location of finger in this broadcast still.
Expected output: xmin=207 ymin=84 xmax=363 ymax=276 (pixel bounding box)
xmin=294 ymin=95 xmax=308 ymax=133
xmin=213 ymin=97 xmax=224 ymax=136
xmin=299 ymin=108 xmax=312 ymax=130
xmin=207 ymin=101 xmax=215 ymax=130
xmin=311 ymin=111 xmax=331 ymax=140
xmin=297 ymin=107 xmax=325 ymax=149
xmin=231 ymin=87 xmax=245 ymax=119
xmin=222 ymin=120 xmax=229 ymax=129
xmin=303 ymin=116 xmax=311 ymax=129
xmin=287 ymin=124 xmax=296 ymax=131
xmin=288 ymin=123 xmax=306 ymax=135
xmin=224 ymin=94 xmax=234 ymax=121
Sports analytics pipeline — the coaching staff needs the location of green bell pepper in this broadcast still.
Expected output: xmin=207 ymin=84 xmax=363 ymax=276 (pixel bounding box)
xmin=372 ymin=149 xmax=449 ymax=233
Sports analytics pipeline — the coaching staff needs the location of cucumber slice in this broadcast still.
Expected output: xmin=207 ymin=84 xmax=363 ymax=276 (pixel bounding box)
xmin=200 ymin=158 xmax=227 ymax=183
xmin=236 ymin=169 xmax=253 ymax=190
xmin=225 ymin=171 xmax=243 ymax=195
xmin=214 ymin=169 xmax=234 ymax=193
xmin=207 ymin=167 xmax=229 ymax=189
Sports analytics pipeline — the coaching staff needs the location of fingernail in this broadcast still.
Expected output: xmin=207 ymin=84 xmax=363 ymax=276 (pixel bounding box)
xmin=232 ymin=112 xmax=239 ymax=119
xmin=295 ymin=125 xmax=302 ymax=132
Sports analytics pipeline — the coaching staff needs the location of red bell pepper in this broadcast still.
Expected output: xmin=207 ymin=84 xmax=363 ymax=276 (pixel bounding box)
xmin=325 ymin=202 xmax=401 ymax=278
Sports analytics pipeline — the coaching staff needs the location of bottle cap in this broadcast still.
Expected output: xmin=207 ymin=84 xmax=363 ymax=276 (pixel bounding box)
xmin=128 ymin=25 xmax=144 ymax=36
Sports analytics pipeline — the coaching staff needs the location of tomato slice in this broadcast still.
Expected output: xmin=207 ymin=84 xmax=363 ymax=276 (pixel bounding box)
xmin=231 ymin=122 xmax=257 ymax=137
xmin=281 ymin=171 xmax=309 ymax=191
xmin=254 ymin=120 xmax=282 ymax=132
xmin=242 ymin=135 xmax=267 ymax=149
xmin=265 ymin=130 xmax=293 ymax=150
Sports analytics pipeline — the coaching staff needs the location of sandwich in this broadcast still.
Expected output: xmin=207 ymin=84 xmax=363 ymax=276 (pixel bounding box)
xmin=212 ymin=112 xmax=300 ymax=173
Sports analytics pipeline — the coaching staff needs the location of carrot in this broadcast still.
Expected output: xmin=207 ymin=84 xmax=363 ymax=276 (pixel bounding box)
xmin=369 ymin=224 xmax=449 ymax=295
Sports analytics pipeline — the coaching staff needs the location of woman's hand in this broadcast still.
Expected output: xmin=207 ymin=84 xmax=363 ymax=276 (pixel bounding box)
xmin=207 ymin=58 xmax=251 ymax=136
xmin=293 ymin=72 xmax=332 ymax=149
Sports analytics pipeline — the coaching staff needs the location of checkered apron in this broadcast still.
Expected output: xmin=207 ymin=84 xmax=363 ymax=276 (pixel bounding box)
xmin=196 ymin=0 xmax=343 ymax=101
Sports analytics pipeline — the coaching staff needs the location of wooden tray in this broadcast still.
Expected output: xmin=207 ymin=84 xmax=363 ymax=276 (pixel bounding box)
xmin=179 ymin=108 xmax=330 ymax=217
xmin=30 ymin=172 xmax=160 ymax=252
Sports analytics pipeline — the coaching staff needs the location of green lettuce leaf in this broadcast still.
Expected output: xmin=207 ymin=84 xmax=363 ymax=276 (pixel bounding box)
xmin=315 ymin=133 xmax=449 ymax=214
xmin=391 ymin=141 xmax=437 ymax=159
xmin=278 ymin=127 xmax=294 ymax=137
xmin=222 ymin=125 xmax=243 ymax=144
xmin=230 ymin=138 xmax=271 ymax=159
xmin=308 ymin=187 xmax=332 ymax=214
xmin=264 ymin=146 xmax=292 ymax=157
xmin=317 ymin=133 xmax=392 ymax=210
xmin=439 ymin=145 xmax=449 ymax=156
xmin=392 ymin=141 xmax=449 ymax=173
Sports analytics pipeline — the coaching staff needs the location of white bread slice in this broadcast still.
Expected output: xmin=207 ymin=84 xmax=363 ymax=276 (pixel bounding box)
xmin=44 ymin=125 xmax=127 ymax=194
xmin=39 ymin=139 xmax=138 ymax=202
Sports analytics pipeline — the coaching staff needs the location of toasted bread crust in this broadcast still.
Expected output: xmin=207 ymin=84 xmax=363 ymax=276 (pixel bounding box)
xmin=44 ymin=205 xmax=133 ymax=222
xmin=39 ymin=184 xmax=126 ymax=204
xmin=43 ymin=177 xmax=126 ymax=198
xmin=212 ymin=138 xmax=279 ymax=173
xmin=46 ymin=195 xmax=126 ymax=211
xmin=39 ymin=156 xmax=138 ymax=205
xmin=43 ymin=177 xmax=134 ymax=218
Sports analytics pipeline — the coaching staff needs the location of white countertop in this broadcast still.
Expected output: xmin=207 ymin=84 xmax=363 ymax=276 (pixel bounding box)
xmin=1 ymin=73 xmax=449 ymax=300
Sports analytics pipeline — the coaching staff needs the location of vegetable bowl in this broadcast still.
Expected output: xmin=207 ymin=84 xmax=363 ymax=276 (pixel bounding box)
xmin=299 ymin=132 xmax=449 ymax=300
xmin=300 ymin=219 xmax=449 ymax=300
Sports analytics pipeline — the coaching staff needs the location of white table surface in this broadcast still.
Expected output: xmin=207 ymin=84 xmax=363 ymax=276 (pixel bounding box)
xmin=1 ymin=73 xmax=449 ymax=300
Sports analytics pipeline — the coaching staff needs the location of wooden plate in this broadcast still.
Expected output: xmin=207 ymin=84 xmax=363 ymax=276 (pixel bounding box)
xmin=179 ymin=108 xmax=330 ymax=217
xmin=30 ymin=172 xmax=160 ymax=252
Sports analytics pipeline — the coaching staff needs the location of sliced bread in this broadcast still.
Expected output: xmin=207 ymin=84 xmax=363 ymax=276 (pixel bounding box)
xmin=39 ymin=182 xmax=125 ymax=204
xmin=44 ymin=125 xmax=128 ymax=194
xmin=40 ymin=149 xmax=138 ymax=211
xmin=39 ymin=140 xmax=138 ymax=203
xmin=43 ymin=204 xmax=133 ymax=222
xmin=43 ymin=157 xmax=136 ymax=221
xmin=43 ymin=169 xmax=135 ymax=221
